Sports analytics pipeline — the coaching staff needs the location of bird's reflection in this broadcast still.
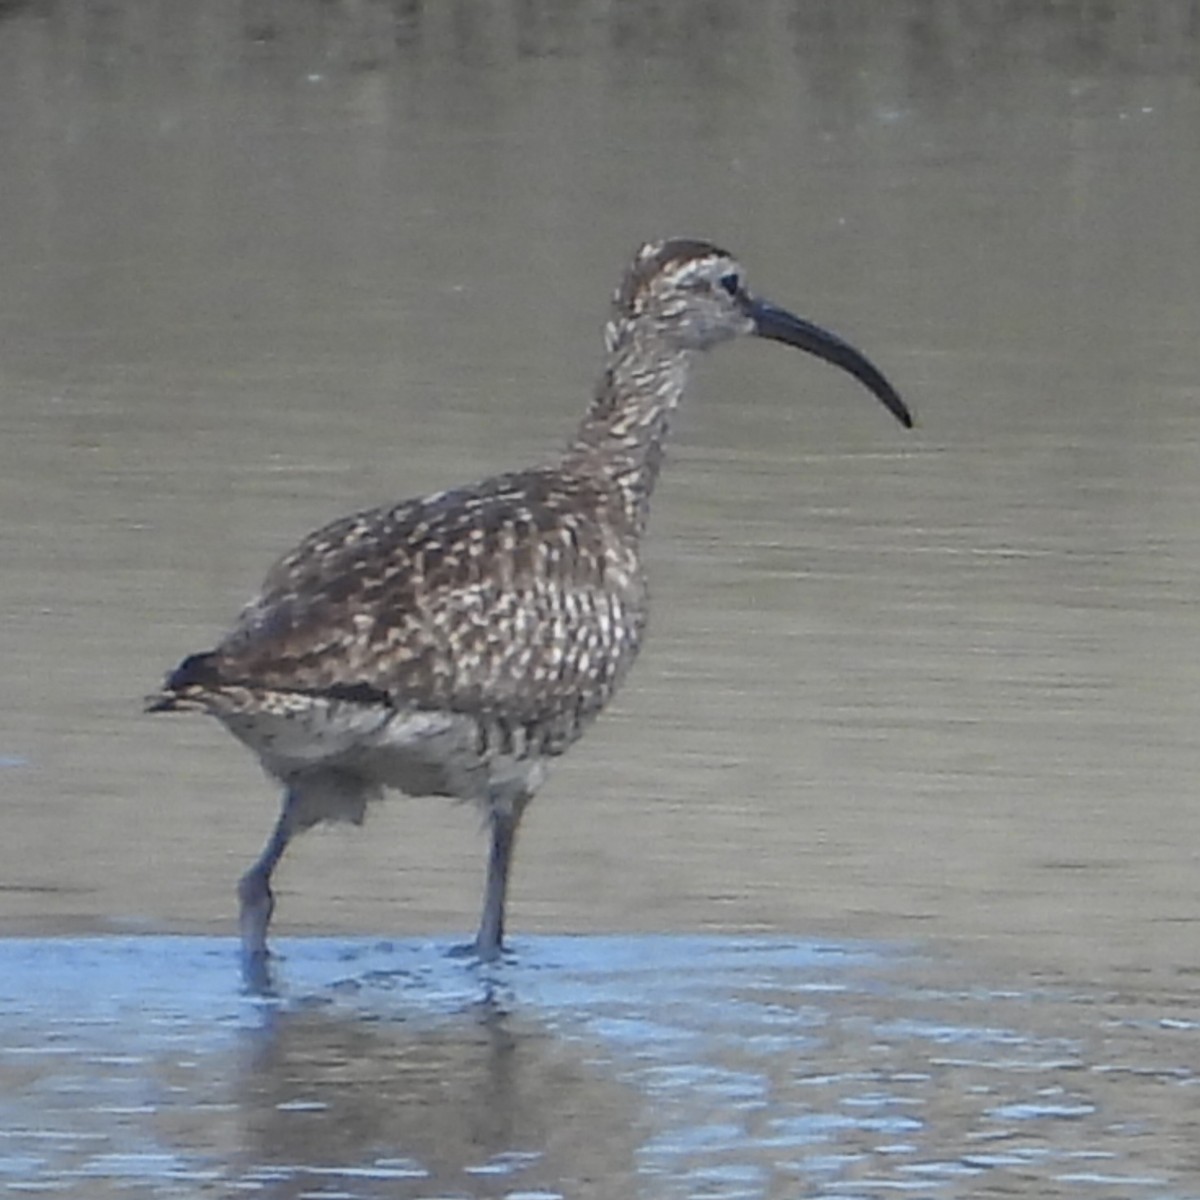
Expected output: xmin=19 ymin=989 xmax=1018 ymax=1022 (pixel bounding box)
xmin=222 ymin=996 xmax=641 ymax=1198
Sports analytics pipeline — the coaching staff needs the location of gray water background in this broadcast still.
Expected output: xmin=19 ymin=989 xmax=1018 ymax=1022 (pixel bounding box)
xmin=1 ymin=2 xmax=1199 ymax=1196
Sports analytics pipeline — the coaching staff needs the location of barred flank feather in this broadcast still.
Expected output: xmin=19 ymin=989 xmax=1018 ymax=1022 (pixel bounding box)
xmin=147 ymin=237 xmax=908 ymax=980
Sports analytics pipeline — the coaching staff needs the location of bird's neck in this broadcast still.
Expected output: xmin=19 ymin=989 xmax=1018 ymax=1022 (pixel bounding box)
xmin=562 ymin=321 xmax=692 ymax=534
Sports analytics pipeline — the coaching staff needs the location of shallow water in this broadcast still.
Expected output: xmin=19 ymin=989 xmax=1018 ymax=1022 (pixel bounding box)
xmin=2 ymin=935 xmax=1197 ymax=1199
xmin=2 ymin=1 xmax=1200 ymax=1193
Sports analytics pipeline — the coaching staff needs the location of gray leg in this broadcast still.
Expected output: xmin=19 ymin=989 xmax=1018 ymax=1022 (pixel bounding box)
xmin=474 ymin=795 xmax=529 ymax=961
xmin=238 ymin=789 xmax=299 ymax=988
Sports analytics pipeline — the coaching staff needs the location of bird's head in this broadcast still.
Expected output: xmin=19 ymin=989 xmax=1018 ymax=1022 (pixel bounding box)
xmin=609 ymin=238 xmax=912 ymax=429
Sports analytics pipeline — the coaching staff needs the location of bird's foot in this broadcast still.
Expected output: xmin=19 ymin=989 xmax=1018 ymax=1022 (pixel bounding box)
xmin=240 ymin=945 xmax=278 ymax=996
xmin=447 ymin=936 xmax=510 ymax=963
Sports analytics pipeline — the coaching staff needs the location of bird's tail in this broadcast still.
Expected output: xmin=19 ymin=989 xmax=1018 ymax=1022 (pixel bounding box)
xmin=144 ymin=651 xmax=219 ymax=713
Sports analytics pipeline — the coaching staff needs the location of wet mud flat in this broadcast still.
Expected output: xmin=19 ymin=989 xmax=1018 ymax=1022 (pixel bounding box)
xmin=0 ymin=935 xmax=1196 ymax=1199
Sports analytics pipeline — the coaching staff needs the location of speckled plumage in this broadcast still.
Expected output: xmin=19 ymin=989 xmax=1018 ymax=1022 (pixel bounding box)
xmin=149 ymin=237 xmax=910 ymax=987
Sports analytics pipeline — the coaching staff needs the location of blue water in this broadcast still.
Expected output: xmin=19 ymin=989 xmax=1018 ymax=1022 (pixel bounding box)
xmin=0 ymin=936 xmax=1195 ymax=1198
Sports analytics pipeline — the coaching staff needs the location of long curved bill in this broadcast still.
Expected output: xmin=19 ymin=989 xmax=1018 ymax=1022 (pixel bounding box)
xmin=750 ymin=299 xmax=913 ymax=429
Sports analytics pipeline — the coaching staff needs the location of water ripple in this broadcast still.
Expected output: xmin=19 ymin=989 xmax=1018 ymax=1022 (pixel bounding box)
xmin=0 ymin=936 xmax=1196 ymax=1198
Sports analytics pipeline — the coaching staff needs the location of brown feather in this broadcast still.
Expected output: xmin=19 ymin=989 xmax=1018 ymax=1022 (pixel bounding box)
xmin=195 ymin=466 xmax=645 ymax=736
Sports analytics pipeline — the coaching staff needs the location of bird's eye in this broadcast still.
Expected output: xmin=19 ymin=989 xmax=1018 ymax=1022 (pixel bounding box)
xmin=718 ymin=272 xmax=740 ymax=296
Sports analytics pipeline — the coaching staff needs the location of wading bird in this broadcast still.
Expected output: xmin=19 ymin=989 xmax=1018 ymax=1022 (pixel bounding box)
xmin=148 ymin=238 xmax=912 ymax=987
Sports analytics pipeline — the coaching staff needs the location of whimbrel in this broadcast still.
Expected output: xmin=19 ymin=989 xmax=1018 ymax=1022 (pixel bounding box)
xmin=148 ymin=238 xmax=911 ymax=986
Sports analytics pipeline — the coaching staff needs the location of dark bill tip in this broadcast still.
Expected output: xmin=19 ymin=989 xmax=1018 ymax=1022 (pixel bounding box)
xmin=750 ymin=300 xmax=913 ymax=429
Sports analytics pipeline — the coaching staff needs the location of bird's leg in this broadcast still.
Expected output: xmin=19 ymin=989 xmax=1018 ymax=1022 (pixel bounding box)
xmin=474 ymin=792 xmax=530 ymax=961
xmin=237 ymin=788 xmax=299 ymax=991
